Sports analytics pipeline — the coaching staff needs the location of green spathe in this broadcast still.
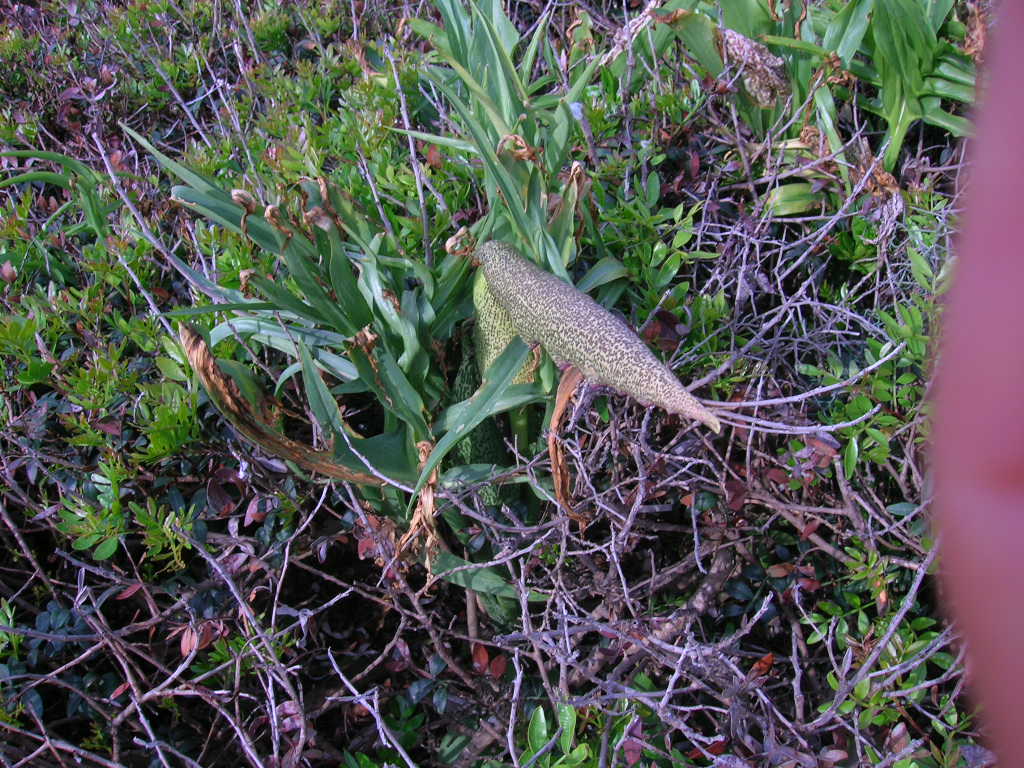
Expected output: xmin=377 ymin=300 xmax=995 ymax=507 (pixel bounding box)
xmin=475 ymin=241 xmax=721 ymax=433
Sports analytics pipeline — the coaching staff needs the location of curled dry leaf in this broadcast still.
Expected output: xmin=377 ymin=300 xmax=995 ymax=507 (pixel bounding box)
xmin=178 ymin=323 xmax=383 ymax=485
xmin=548 ymin=365 xmax=585 ymax=525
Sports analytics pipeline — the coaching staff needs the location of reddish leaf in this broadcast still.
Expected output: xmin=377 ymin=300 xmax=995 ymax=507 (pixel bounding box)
xmin=766 ymin=564 xmax=793 ymax=578
xmin=115 ymin=583 xmax=142 ymax=600
xmin=357 ymin=536 xmax=376 ymax=560
xmin=489 ymin=654 xmax=507 ymax=679
xmin=1 ymin=261 xmax=15 ymax=283
xmin=800 ymin=519 xmax=822 ymax=539
xmin=222 ymin=552 xmax=249 ymax=575
xmin=206 ymin=477 xmax=237 ymax=517
xmin=244 ymin=496 xmax=269 ymax=526
xmin=687 ymin=739 xmax=729 ymax=759
xmin=385 ymin=639 xmax=411 ymax=673
xmin=622 ymin=720 xmax=644 ymax=765
xmin=93 ymin=418 xmax=122 ymax=437
xmin=623 ymin=738 xmax=643 ymax=766
xmin=179 ymin=627 xmax=197 ymax=657
xmin=472 ymin=643 xmax=489 ymax=673
xmin=641 ymin=309 xmax=685 ymax=353
xmin=749 ymin=652 xmax=774 ymax=677
xmin=111 ymin=681 xmax=131 ymax=698
xmin=426 ymin=144 xmax=442 ymax=169
xmin=797 ymin=577 xmax=822 ymax=592
xmin=725 ymin=479 xmax=747 ymax=511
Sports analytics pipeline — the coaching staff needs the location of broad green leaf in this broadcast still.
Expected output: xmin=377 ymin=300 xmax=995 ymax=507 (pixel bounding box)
xmin=209 ymin=318 xmax=359 ymax=381
xmin=470 ymin=2 xmax=529 ymax=120
xmin=557 ymin=744 xmax=590 ymax=767
xmin=921 ymin=76 xmax=974 ymax=104
xmin=763 ymin=183 xmax=822 ymax=216
xmin=528 ymin=706 xmax=548 ymax=753
xmin=284 ymin=249 xmax=350 ymax=329
xmin=432 ymin=0 xmax=470 ymax=65
xmin=410 ymin=337 xmax=530 ymax=500
xmin=93 ymin=537 xmax=119 ymax=560
xmin=761 ymin=35 xmax=828 ymax=58
xmin=73 ymin=534 xmax=100 ymax=551
xmin=478 ymin=0 xmax=519 ymax=53
xmin=299 ymin=343 xmax=419 ymax=484
xmin=122 ymin=123 xmax=227 ymax=200
xmin=670 ymin=10 xmax=723 ymax=77
xmin=519 ymin=10 xmax=551 ymax=82
xmin=557 ymin=704 xmax=576 ymax=755
xmin=171 ymin=186 xmax=282 ymax=256
xmin=250 ymin=274 xmax=325 ymax=324
xmin=924 ymin=0 xmax=955 ymax=33
xmin=933 ymin=54 xmax=976 ymax=86
xmin=576 ymin=257 xmax=627 ymax=294
xmin=814 ymin=87 xmax=850 ymax=189
xmin=345 ymin=341 xmax=430 ymax=441
xmin=844 ymin=436 xmax=859 ymax=477
xmin=434 ymin=382 xmax=546 ymax=434
xmin=155 ymin=357 xmax=187 ymax=382
xmin=887 ymin=502 xmax=917 ymax=517
xmin=431 ymin=550 xmax=544 ymax=600
xmin=430 ymin=78 xmax=533 ymax=249
xmin=822 ymin=0 xmax=873 ymax=65
xmin=854 ymin=677 xmax=871 ymax=700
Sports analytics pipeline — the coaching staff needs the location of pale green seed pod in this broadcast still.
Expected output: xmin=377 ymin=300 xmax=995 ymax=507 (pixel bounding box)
xmin=475 ymin=241 xmax=721 ymax=433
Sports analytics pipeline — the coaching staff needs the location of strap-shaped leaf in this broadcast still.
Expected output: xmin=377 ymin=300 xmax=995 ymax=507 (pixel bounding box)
xmin=299 ymin=343 xmax=419 ymax=485
xmin=345 ymin=341 xmax=430 ymax=441
xmin=326 ymin=230 xmax=373 ymax=333
xmin=434 ymin=382 xmax=546 ymax=435
xmin=283 ymin=244 xmax=359 ymax=338
xmin=410 ymin=336 xmax=530 ymax=500
xmin=431 ymin=550 xmax=545 ymax=600
xmin=249 ymin=274 xmax=325 ymax=325
xmin=171 ymin=186 xmax=282 ymax=255
xmin=0 ymin=150 xmax=97 ymax=182
xmin=122 ymin=123 xmax=228 ymax=201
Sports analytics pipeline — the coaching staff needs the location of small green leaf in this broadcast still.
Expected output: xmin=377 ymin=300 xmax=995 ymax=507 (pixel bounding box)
xmin=763 ymin=183 xmax=823 ymax=216
xmin=93 ymin=537 xmax=120 ymax=560
xmin=73 ymin=534 xmax=100 ymax=551
xmin=528 ymin=706 xmax=548 ymax=753
xmin=887 ymin=502 xmax=917 ymax=517
xmin=844 ymin=437 xmax=859 ymax=477
xmin=557 ymin=704 xmax=576 ymax=755
xmin=431 ymin=551 xmax=543 ymax=601
xmin=155 ymin=357 xmax=187 ymax=382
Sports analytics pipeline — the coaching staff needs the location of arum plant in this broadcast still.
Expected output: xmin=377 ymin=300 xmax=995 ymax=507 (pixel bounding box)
xmin=761 ymin=0 xmax=975 ymax=171
xmin=123 ymin=125 xmax=546 ymax=523
xmin=404 ymin=0 xmax=634 ymax=481
xmin=603 ymin=0 xmax=972 ymax=185
xmin=404 ymin=0 xmax=619 ymax=285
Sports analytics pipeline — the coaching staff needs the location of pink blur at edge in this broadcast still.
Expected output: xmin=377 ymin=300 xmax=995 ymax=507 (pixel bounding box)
xmin=932 ymin=3 xmax=1024 ymax=765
